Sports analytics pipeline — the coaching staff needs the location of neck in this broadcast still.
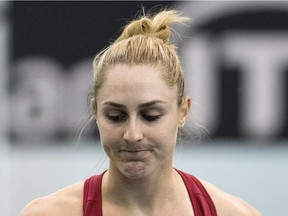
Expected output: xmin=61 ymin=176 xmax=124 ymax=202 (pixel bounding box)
xmin=102 ymin=164 xmax=178 ymax=210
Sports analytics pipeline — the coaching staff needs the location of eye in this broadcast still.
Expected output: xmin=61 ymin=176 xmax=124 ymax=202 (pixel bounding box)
xmin=142 ymin=114 xmax=161 ymax=122
xmin=141 ymin=108 xmax=164 ymax=122
xmin=105 ymin=111 xmax=127 ymax=123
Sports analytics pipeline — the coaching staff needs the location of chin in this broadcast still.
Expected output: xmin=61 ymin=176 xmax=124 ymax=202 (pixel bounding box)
xmin=120 ymin=161 xmax=152 ymax=179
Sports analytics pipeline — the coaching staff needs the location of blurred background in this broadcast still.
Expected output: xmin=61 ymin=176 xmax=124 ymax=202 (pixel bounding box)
xmin=1 ymin=1 xmax=288 ymax=215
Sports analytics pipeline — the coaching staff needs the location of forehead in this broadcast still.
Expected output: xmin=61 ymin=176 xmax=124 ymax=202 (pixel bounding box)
xmin=106 ymin=64 xmax=163 ymax=86
xmin=97 ymin=64 xmax=177 ymax=104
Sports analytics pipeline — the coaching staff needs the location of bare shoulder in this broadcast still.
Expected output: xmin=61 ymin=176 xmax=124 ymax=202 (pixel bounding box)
xmin=20 ymin=181 xmax=84 ymax=216
xmin=200 ymin=179 xmax=262 ymax=216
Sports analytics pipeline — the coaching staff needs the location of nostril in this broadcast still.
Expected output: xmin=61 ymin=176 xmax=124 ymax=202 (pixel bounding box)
xmin=123 ymin=119 xmax=144 ymax=143
xmin=123 ymin=129 xmax=143 ymax=143
xmin=123 ymin=132 xmax=143 ymax=143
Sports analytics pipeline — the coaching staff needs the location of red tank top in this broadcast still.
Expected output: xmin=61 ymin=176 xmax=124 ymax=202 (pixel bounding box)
xmin=83 ymin=169 xmax=217 ymax=216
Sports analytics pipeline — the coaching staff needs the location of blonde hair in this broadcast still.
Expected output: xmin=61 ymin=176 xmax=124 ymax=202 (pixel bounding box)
xmin=91 ymin=9 xmax=190 ymax=114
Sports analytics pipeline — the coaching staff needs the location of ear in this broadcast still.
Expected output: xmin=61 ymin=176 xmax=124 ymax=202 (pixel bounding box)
xmin=179 ymin=96 xmax=191 ymax=127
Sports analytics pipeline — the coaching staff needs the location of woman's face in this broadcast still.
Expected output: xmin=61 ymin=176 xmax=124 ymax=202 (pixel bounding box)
xmin=96 ymin=64 xmax=190 ymax=179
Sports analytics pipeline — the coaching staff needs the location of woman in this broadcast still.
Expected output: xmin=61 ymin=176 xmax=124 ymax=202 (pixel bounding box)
xmin=21 ymin=9 xmax=261 ymax=216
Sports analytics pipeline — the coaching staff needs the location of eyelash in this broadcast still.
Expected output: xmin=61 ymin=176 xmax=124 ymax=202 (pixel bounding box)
xmin=106 ymin=114 xmax=127 ymax=122
xmin=105 ymin=113 xmax=161 ymax=123
xmin=142 ymin=114 xmax=161 ymax=122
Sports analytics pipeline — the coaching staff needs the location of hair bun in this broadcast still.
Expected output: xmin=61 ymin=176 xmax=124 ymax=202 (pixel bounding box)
xmin=118 ymin=10 xmax=190 ymax=43
xmin=121 ymin=17 xmax=152 ymax=39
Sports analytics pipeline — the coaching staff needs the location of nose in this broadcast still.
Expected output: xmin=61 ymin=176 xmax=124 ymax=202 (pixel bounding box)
xmin=123 ymin=118 xmax=143 ymax=144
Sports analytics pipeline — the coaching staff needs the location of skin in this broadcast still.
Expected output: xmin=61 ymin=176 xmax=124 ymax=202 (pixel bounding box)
xmin=96 ymin=64 xmax=189 ymax=180
xmin=96 ymin=64 xmax=193 ymax=215
xmin=20 ymin=64 xmax=262 ymax=216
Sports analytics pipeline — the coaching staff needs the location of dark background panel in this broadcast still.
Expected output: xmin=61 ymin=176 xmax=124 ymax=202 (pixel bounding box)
xmin=12 ymin=1 xmax=176 ymax=67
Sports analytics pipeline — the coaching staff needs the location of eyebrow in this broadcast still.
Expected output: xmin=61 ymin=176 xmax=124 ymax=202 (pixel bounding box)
xmin=138 ymin=100 xmax=166 ymax=109
xmin=102 ymin=100 xmax=166 ymax=109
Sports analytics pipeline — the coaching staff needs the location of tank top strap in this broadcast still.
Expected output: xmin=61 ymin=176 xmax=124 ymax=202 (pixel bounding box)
xmin=83 ymin=171 xmax=106 ymax=216
xmin=176 ymin=169 xmax=217 ymax=216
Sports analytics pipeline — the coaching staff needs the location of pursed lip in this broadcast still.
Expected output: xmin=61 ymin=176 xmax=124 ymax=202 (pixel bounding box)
xmin=118 ymin=149 xmax=152 ymax=160
xmin=119 ymin=149 xmax=152 ymax=152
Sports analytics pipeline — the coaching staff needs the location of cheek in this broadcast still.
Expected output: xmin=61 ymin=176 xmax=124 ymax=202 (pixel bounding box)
xmin=97 ymin=121 xmax=122 ymax=145
xmin=149 ymin=119 xmax=179 ymax=145
xmin=98 ymin=126 xmax=122 ymax=159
